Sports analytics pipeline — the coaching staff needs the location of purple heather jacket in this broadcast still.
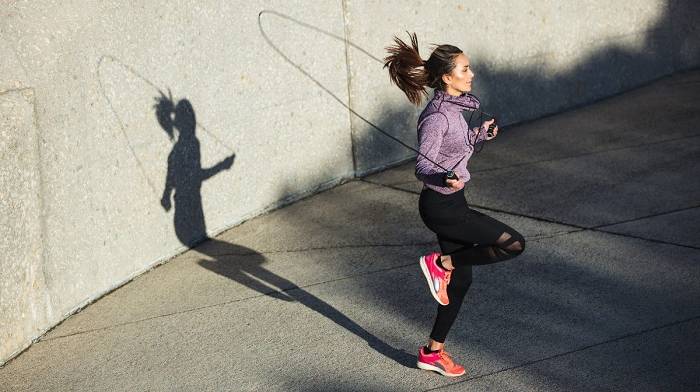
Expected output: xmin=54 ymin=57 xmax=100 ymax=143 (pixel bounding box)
xmin=415 ymin=89 xmax=488 ymax=194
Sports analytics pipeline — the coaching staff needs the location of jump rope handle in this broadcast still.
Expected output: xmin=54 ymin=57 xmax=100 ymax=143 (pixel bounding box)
xmin=487 ymin=119 xmax=497 ymax=138
xmin=444 ymin=170 xmax=459 ymax=186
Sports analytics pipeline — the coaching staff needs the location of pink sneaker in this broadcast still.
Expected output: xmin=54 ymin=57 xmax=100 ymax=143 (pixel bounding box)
xmin=417 ymin=346 xmax=466 ymax=377
xmin=419 ymin=252 xmax=451 ymax=305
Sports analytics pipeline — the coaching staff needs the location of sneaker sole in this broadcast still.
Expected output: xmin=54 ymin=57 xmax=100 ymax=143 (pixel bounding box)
xmin=417 ymin=361 xmax=465 ymax=377
xmin=419 ymin=256 xmax=449 ymax=306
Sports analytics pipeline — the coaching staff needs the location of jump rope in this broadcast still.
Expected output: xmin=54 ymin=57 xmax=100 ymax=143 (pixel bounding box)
xmin=258 ymin=10 xmax=497 ymax=184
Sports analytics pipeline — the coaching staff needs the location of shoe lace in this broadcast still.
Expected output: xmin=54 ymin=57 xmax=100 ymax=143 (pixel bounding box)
xmin=438 ymin=350 xmax=455 ymax=367
xmin=444 ymin=270 xmax=452 ymax=285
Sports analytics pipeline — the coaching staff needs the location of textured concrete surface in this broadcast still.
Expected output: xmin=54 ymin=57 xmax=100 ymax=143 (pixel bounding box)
xmin=0 ymin=89 xmax=50 ymax=364
xmin=2 ymin=0 xmax=700 ymax=366
xmin=1 ymin=69 xmax=699 ymax=391
xmin=603 ymin=208 xmax=700 ymax=249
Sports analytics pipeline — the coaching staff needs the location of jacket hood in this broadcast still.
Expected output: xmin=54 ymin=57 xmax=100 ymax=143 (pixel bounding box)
xmin=432 ymin=89 xmax=480 ymax=112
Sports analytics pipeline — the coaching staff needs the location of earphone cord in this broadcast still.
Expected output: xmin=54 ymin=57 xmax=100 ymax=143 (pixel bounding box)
xmin=465 ymin=107 xmax=494 ymax=154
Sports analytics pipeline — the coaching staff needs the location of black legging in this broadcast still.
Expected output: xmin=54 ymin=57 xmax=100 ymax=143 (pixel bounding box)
xmin=418 ymin=187 xmax=525 ymax=343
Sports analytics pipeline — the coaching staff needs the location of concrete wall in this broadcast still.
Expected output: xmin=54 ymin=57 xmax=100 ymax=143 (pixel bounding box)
xmin=1 ymin=0 xmax=697 ymax=364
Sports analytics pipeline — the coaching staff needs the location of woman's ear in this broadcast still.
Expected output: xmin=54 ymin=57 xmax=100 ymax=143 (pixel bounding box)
xmin=441 ymin=73 xmax=452 ymax=88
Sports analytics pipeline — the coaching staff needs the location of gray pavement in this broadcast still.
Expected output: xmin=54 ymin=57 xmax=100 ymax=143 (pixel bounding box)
xmin=2 ymin=70 xmax=700 ymax=391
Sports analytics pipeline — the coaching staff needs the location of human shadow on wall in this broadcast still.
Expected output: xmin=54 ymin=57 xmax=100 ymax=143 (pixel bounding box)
xmin=154 ymin=92 xmax=413 ymax=367
xmin=155 ymin=91 xmax=236 ymax=246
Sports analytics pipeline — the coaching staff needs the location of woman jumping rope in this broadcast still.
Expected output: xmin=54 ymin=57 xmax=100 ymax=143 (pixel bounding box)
xmin=384 ymin=33 xmax=526 ymax=377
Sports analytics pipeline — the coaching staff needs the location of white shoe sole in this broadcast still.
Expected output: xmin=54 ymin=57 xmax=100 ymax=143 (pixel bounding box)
xmin=417 ymin=361 xmax=465 ymax=377
xmin=419 ymin=256 xmax=448 ymax=306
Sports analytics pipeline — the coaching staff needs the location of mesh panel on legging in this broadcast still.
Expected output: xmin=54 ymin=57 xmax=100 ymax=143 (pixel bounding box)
xmin=449 ymin=229 xmax=525 ymax=267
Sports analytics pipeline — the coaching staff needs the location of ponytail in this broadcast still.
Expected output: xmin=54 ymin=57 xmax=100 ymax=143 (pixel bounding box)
xmin=384 ymin=32 xmax=427 ymax=105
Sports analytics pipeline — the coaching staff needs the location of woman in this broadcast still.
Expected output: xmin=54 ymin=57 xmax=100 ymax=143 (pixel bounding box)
xmin=384 ymin=33 xmax=525 ymax=377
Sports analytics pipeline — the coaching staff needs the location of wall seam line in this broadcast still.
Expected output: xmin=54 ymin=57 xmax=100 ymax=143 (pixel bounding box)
xmin=28 ymin=87 xmax=53 ymax=326
xmin=340 ymin=0 xmax=358 ymax=176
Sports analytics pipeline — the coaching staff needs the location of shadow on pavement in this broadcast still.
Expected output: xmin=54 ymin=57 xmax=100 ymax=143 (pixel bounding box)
xmin=196 ymin=239 xmax=416 ymax=368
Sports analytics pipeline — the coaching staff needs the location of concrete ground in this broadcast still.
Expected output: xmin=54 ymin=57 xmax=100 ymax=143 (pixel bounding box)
xmin=2 ymin=70 xmax=699 ymax=391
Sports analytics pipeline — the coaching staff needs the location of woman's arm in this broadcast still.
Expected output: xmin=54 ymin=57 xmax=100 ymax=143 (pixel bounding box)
xmin=415 ymin=113 xmax=449 ymax=187
xmin=200 ymin=153 xmax=235 ymax=181
xmin=161 ymin=153 xmax=175 ymax=211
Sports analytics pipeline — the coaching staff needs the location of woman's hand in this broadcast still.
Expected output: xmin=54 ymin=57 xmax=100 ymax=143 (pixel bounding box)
xmin=445 ymin=178 xmax=465 ymax=190
xmin=222 ymin=153 xmax=236 ymax=169
xmin=160 ymin=194 xmax=172 ymax=211
xmin=481 ymin=119 xmax=499 ymax=140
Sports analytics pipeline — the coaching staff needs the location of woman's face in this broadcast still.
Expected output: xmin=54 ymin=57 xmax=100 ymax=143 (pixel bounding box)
xmin=443 ymin=53 xmax=474 ymax=95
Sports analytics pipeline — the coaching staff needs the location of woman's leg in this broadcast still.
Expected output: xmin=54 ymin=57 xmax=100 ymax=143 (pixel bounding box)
xmin=429 ymin=237 xmax=473 ymax=344
xmin=419 ymin=188 xmax=525 ymax=344
xmin=426 ymin=210 xmax=525 ymax=344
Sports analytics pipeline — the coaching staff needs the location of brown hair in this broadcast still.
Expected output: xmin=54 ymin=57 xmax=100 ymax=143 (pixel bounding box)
xmin=384 ymin=32 xmax=463 ymax=105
